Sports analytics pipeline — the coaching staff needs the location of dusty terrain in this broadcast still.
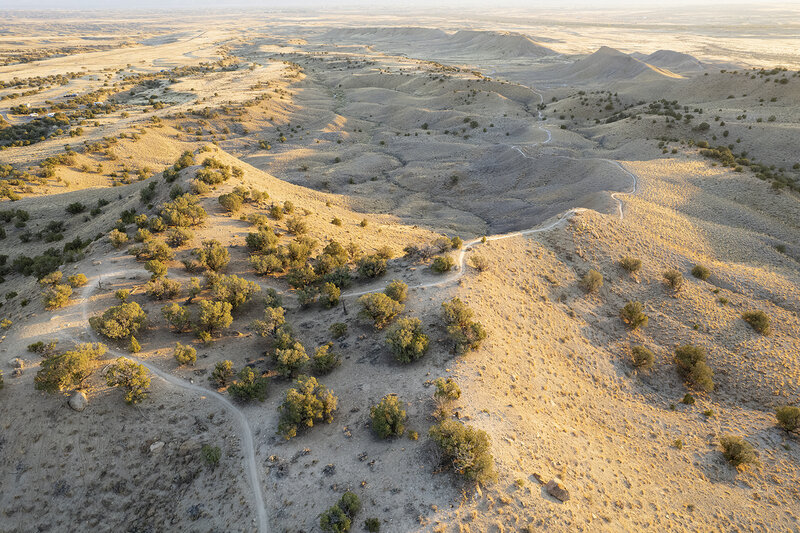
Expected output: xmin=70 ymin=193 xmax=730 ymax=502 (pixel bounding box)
xmin=1 ymin=5 xmax=799 ymax=533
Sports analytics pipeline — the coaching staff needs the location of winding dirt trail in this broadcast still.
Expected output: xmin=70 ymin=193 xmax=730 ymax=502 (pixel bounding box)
xmin=54 ymin=85 xmax=639 ymax=532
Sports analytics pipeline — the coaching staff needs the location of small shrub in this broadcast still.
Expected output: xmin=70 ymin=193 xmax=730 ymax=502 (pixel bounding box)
xmin=105 ymin=358 xmax=151 ymax=404
xmin=67 ymin=273 xmax=87 ymax=287
xmin=210 ymin=360 xmax=234 ymax=388
xmin=330 ymin=322 xmax=347 ymax=339
xmin=212 ymin=274 xmax=260 ymax=309
xmin=720 ymin=435 xmax=757 ymax=468
xmin=228 ymin=366 xmax=268 ymax=402
xmin=195 ymin=240 xmax=230 ymax=272
xmin=285 ymin=216 xmax=308 ymax=235
xmin=42 ymin=283 xmax=72 ymax=310
xmin=581 ymin=269 xmax=603 ymax=293
xmin=664 ymin=269 xmax=683 ymax=291
xmin=431 ymin=255 xmax=455 ymax=273
xmin=364 ymin=518 xmax=380 ymax=532
xmin=742 ymin=310 xmax=771 ymax=335
xmin=691 ymin=264 xmax=711 ymax=281
xmin=174 ymin=342 xmax=197 ymax=365
xmin=469 ymin=255 xmax=488 ymax=272
xmin=370 ymin=394 xmax=407 ymax=438
xmin=145 ymin=277 xmax=181 ymax=300
xmin=358 ymin=293 xmax=403 ymax=329
xmin=429 ymin=419 xmax=496 ymax=485
xmin=312 ymin=343 xmax=341 ymax=374
xmin=278 ymin=375 xmax=338 ymax=439
xmin=320 ymin=282 xmax=341 ymax=308
xmin=386 ymin=318 xmax=429 ymax=363
xmin=90 ymin=302 xmax=147 ymax=339
xmin=631 ymin=345 xmax=654 ymax=370
xmin=434 ymin=377 xmax=461 ymax=402
xmin=620 ymin=301 xmax=648 ymax=330
xmin=674 ymin=344 xmax=714 ymax=392
xmin=109 ymin=229 xmax=128 ymax=248
xmin=384 ymin=279 xmax=408 ymax=302
xmin=775 ymin=405 xmax=800 ymax=433
xmin=251 ymin=306 xmax=286 ymax=337
xmin=145 ymin=259 xmax=168 ymax=279
xmin=357 ymin=255 xmax=387 ymax=278
xmin=129 ymin=336 xmax=141 ymax=353
xmin=201 ymin=444 xmax=221 ymax=469
xmin=320 ymin=506 xmax=350 ymax=533
xmin=66 ymin=202 xmax=86 ymax=215
xmin=619 ymin=256 xmax=641 ymax=274
xmin=162 ymin=302 xmax=189 ymax=331
xmin=218 ymin=192 xmax=243 ymax=213
xmin=195 ymin=299 xmax=233 ymax=338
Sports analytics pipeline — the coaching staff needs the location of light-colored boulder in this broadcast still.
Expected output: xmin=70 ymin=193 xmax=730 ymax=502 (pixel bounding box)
xmin=68 ymin=390 xmax=88 ymax=412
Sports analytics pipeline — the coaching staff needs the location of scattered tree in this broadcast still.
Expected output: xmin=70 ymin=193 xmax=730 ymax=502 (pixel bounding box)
xmin=312 ymin=343 xmax=341 ymax=374
xmin=195 ymin=240 xmax=230 ymax=272
xmin=386 ymin=318 xmax=429 ymax=363
xmin=272 ymin=341 xmax=309 ymax=378
xmin=174 ymin=342 xmax=197 ymax=365
xmin=162 ymin=302 xmax=189 ymax=331
xmin=358 ymin=293 xmax=403 ymax=329
xmin=620 ymin=301 xmax=648 ymax=330
xmin=776 ymin=405 xmax=800 ymax=434
xmin=384 ymin=279 xmax=408 ymax=302
xmin=619 ymin=256 xmax=641 ymax=274
xmin=210 ymin=360 xmax=234 ymax=388
xmin=370 ymin=394 xmax=407 ymax=438
xmin=90 ymin=302 xmax=147 ymax=339
xmin=664 ymin=269 xmax=684 ymax=292
xmin=429 ymin=419 xmax=496 ymax=485
xmin=691 ymin=264 xmax=711 ymax=281
xmin=431 ymin=255 xmax=455 ymax=273
xmin=278 ymin=375 xmax=338 ymax=439
xmin=631 ymin=345 xmax=655 ymax=370
xmin=105 ymin=358 xmax=151 ymax=404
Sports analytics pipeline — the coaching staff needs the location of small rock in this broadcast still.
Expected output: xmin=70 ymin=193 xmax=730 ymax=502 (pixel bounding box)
xmin=92 ymin=260 xmax=102 ymax=266
xmin=68 ymin=390 xmax=88 ymax=412
xmin=322 ymin=464 xmax=336 ymax=476
xmin=149 ymin=441 xmax=165 ymax=453
xmin=10 ymin=358 xmax=23 ymax=369
xmin=545 ymin=478 xmax=570 ymax=502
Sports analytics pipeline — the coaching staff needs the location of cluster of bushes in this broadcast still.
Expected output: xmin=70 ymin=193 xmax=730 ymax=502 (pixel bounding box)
xmin=39 ymin=271 xmax=73 ymax=310
xmin=441 ymin=298 xmax=487 ymax=354
xmin=35 ymin=342 xmax=107 ymax=392
xmin=218 ymin=185 xmax=268 ymax=214
xmin=674 ymin=344 xmax=714 ymax=392
xmin=162 ymin=151 xmax=195 ymax=182
xmin=105 ymin=358 xmax=151 ymax=404
xmin=195 ymin=157 xmax=243 ymax=185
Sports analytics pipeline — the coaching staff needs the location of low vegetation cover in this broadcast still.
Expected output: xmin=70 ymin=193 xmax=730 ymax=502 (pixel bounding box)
xmin=278 ymin=375 xmax=338 ymax=439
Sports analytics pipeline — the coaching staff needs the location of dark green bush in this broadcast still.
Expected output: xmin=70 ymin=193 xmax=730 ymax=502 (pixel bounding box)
xmin=210 ymin=360 xmax=234 ymax=388
xmin=674 ymin=344 xmax=714 ymax=392
xmin=691 ymin=264 xmax=711 ymax=281
xmin=441 ymin=298 xmax=487 ymax=354
xmin=228 ymin=366 xmax=268 ymax=402
xmin=431 ymin=255 xmax=455 ymax=273
xmin=357 ymin=255 xmax=387 ymax=278
xmin=386 ymin=318 xmax=429 ymax=363
xmin=358 ymin=293 xmax=403 ymax=329
xmin=34 ymin=343 xmax=106 ymax=392
xmin=742 ymin=310 xmax=771 ymax=335
xmin=384 ymin=279 xmax=408 ymax=302
xmin=720 ymin=435 xmax=757 ymax=468
xmin=330 ymin=322 xmax=347 ymax=339
xmin=370 ymin=394 xmax=407 ymax=438
xmin=620 ymin=301 xmax=648 ymax=330
xmin=312 ymin=343 xmax=341 ymax=374
xmin=90 ymin=302 xmax=147 ymax=339
xmin=631 ymin=345 xmax=654 ymax=370
xmin=429 ymin=419 xmax=496 ymax=485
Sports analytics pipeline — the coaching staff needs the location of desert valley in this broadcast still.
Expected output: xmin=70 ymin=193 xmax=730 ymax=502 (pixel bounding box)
xmin=0 ymin=3 xmax=799 ymax=532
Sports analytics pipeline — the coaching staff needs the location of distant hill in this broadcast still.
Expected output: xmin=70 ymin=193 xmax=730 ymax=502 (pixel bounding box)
xmin=632 ymin=49 xmax=705 ymax=73
xmin=555 ymin=46 xmax=684 ymax=82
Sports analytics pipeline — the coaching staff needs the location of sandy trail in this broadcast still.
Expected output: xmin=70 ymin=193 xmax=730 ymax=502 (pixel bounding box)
xmin=71 ymin=269 xmax=269 ymax=533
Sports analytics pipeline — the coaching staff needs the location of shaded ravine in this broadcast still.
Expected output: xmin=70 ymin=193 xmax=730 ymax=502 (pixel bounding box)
xmin=50 ymin=85 xmax=638 ymax=533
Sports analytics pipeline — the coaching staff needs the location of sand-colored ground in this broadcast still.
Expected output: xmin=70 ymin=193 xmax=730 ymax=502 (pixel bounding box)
xmin=1 ymin=7 xmax=799 ymax=533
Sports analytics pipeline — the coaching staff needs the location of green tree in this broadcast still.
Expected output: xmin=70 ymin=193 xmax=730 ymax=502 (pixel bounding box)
xmin=278 ymin=375 xmax=338 ymax=439
xmin=312 ymin=343 xmax=341 ymax=374
xmin=272 ymin=341 xmax=309 ymax=378
xmin=162 ymin=302 xmax=190 ymax=331
xmin=174 ymin=342 xmax=197 ymax=365
xmin=89 ymin=302 xmax=147 ymax=339
xmin=358 ymin=293 xmax=403 ymax=329
xmin=441 ymin=298 xmax=487 ymax=354
xmin=631 ymin=346 xmax=655 ymax=370
xmin=105 ymin=358 xmax=151 ymax=404
xmin=384 ymin=280 xmax=408 ymax=302
xmin=228 ymin=366 xmax=268 ymax=402
xmin=674 ymin=344 xmax=714 ymax=392
xmin=357 ymin=255 xmax=387 ymax=278
xmin=251 ymin=306 xmax=286 ymax=337
xmin=195 ymin=300 xmax=233 ymax=338
xmin=320 ymin=282 xmax=341 ymax=308
xmin=386 ymin=318 xmax=429 ymax=363
xmin=34 ymin=343 xmax=106 ymax=392
xmin=370 ymin=395 xmax=407 ymax=438
xmin=429 ymin=419 xmax=496 ymax=485
xmin=620 ymin=301 xmax=648 ymax=330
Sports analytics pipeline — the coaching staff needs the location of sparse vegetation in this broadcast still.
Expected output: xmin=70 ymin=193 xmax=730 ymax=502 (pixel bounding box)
xmin=358 ymin=293 xmax=403 ymax=329
xmin=173 ymin=342 xmax=197 ymax=365
xmin=581 ymin=269 xmax=603 ymax=293
xmin=664 ymin=269 xmax=683 ymax=292
xmin=631 ymin=345 xmax=655 ymax=370
xmin=775 ymin=405 xmax=800 ymax=433
xmin=620 ymin=256 xmax=642 ymax=274
xmin=691 ymin=264 xmax=711 ymax=281
xmin=210 ymin=360 xmax=234 ymax=388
